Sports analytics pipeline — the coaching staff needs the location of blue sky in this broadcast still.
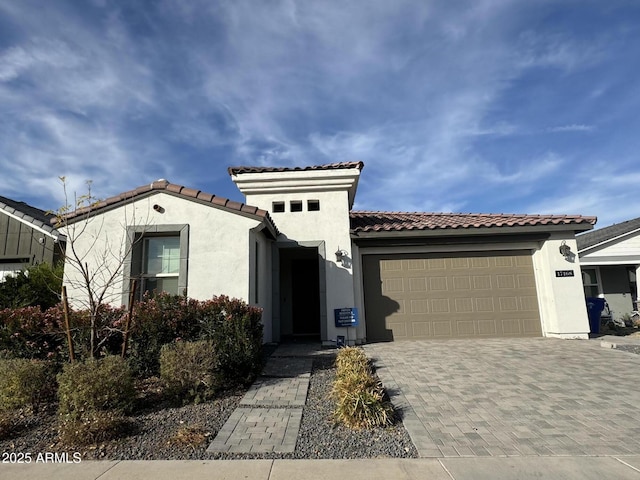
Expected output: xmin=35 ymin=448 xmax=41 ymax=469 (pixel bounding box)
xmin=1 ymin=0 xmax=638 ymax=228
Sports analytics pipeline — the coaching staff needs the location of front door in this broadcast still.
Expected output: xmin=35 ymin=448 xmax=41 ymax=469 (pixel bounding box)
xmin=291 ymin=258 xmax=321 ymax=336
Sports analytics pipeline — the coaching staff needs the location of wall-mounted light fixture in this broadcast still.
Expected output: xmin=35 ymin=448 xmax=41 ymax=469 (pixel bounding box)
xmin=559 ymin=240 xmax=572 ymax=259
xmin=335 ymin=248 xmax=351 ymax=267
xmin=153 ymin=204 xmax=165 ymax=213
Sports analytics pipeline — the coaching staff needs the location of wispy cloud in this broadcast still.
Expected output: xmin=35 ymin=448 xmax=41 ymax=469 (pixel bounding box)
xmin=0 ymin=0 xmax=637 ymax=228
xmin=547 ymin=124 xmax=595 ymax=133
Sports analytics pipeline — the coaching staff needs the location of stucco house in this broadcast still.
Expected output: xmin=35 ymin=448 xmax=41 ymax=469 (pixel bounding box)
xmin=577 ymin=217 xmax=640 ymax=322
xmin=60 ymin=162 xmax=596 ymax=344
xmin=0 ymin=195 xmax=65 ymax=281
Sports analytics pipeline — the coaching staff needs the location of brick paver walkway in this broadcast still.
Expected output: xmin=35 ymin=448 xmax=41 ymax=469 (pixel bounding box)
xmin=240 ymin=376 xmax=309 ymax=407
xmin=207 ymin=343 xmax=319 ymax=454
xmin=365 ymin=338 xmax=640 ymax=458
xmin=206 ymin=407 xmax=302 ymax=453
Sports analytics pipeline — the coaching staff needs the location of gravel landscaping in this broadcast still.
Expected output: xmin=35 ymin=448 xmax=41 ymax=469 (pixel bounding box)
xmin=0 ymin=352 xmax=418 ymax=460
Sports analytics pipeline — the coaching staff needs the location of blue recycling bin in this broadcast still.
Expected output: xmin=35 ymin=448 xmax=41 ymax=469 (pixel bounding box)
xmin=586 ymin=297 xmax=606 ymax=334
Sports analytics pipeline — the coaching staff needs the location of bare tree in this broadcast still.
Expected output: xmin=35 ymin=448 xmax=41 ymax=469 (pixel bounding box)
xmin=52 ymin=178 xmax=149 ymax=358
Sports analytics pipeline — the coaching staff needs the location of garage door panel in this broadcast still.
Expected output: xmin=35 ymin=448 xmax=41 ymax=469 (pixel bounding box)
xmin=410 ymin=299 xmax=429 ymax=314
xmin=477 ymin=320 xmax=497 ymax=335
xmin=364 ymin=251 xmax=542 ymax=341
xmin=433 ymin=321 xmax=452 ymax=336
xmin=456 ymin=320 xmax=475 ymax=336
xmin=501 ymin=318 xmax=523 ymax=335
xmin=454 ymin=298 xmax=474 ymax=313
xmin=453 ymin=276 xmax=471 ymax=290
xmin=499 ymin=297 xmax=519 ymax=311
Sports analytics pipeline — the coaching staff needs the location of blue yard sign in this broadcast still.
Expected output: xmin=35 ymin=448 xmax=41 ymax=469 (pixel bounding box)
xmin=334 ymin=307 xmax=359 ymax=327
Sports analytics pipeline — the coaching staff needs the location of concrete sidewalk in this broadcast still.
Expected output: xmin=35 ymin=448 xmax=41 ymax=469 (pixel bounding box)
xmin=3 ymin=457 xmax=640 ymax=480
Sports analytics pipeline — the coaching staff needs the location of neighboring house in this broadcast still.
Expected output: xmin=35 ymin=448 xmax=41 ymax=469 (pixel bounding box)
xmin=577 ymin=217 xmax=640 ymax=322
xmin=60 ymin=162 xmax=596 ymax=344
xmin=0 ymin=195 xmax=65 ymax=281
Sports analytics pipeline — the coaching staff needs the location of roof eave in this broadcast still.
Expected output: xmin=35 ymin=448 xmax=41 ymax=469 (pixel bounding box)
xmin=351 ymin=222 xmax=595 ymax=239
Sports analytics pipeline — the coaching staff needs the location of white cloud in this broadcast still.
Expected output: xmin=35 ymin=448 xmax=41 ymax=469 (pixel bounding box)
xmin=548 ymin=124 xmax=595 ymax=132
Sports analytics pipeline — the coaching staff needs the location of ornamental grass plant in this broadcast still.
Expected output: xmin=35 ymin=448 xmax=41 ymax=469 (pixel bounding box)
xmin=331 ymin=346 xmax=395 ymax=430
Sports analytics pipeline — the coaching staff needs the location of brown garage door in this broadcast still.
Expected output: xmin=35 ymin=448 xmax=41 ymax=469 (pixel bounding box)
xmin=363 ymin=251 xmax=541 ymax=341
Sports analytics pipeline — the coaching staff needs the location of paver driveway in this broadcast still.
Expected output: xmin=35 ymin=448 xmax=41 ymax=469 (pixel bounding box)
xmin=364 ymin=338 xmax=640 ymax=458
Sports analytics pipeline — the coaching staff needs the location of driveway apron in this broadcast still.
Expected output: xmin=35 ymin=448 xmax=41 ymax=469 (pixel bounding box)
xmin=364 ymin=338 xmax=640 ymax=458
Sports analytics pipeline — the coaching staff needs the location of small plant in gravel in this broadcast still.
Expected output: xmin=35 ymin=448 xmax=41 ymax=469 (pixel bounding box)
xmin=57 ymin=355 xmax=135 ymax=445
xmin=0 ymin=358 xmax=56 ymax=413
xmin=168 ymin=424 xmax=211 ymax=448
xmin=331 ymin=347 xmax=395 ymax=430
xmin=160 ymin=340 xmax=217 ymax=404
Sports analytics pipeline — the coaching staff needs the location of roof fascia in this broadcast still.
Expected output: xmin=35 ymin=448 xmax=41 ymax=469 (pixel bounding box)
xmin=578 ymin=226 xmax=640 ymax=254
xmin=0 ymin=207 xmax=62 ymax=241
xmin=351 ymin=223 xmax=592 ymax=240
xmin=60 ymin=189 xmax=277 ymax=233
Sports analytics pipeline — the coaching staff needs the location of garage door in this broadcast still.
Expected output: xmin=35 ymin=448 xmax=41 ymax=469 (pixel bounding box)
xmin=363 ymin=251 xmax=541 ymax=341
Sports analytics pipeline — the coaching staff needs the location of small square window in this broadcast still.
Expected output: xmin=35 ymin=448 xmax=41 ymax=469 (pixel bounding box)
xmin=308 ymin=200 xmax=320 ymax=211
xmin=290 ymin=201 xmax=303 ymax=212
xmin=272 ymin=202 xmax=285 ymax=213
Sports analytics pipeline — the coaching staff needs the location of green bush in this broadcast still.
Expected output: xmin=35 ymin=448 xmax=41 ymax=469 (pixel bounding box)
xmin=331 ymin=347 xmax=395 ymax=430
xmin=201 ymin=296 xmax=264 ymax=387
xmin=128 ymin=293 xmax=263 ymax=384
xmin=0 ymin=358 xmax=56 ymax=412
xmin=128 ymin=293 xmax=201 ymax=377
xmin=0 ymin=262 xmax=63 ymax=310
xmin=57 ymin=356 xmax=135 ymax=445
xmin=57 ymin=356 xmax=135 ymax=419
xmin=0 ymin=305 xmax=68 ymax=361
xmin=160 ymin=340 xmax=217 ymax=404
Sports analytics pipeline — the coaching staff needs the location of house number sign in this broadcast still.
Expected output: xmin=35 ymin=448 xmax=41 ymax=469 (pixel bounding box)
xmin=555 ymin=270 xmax=575 ymax=277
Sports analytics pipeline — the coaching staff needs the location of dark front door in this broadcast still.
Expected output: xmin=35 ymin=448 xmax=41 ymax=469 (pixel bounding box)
xmin=291 ymin=258 xmax=321 ymax=336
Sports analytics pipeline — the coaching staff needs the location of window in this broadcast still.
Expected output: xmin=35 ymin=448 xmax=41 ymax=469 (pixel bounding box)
xmin=290 ymin=200 xmax=303 ymax=212
xmin=582 ymin=268 xmax=600 ymax=298
xmin=272 ymin=201 xmax=285 ymax=213
xmin=307 ymin=200 xmax=320 ymax=211
xmin=125 ymin=224 xmax=189 ymax=305
xmin=141 ymin=236 xmax=180 ymax=297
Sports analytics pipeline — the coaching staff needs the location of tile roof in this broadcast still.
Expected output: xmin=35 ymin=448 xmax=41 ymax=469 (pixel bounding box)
xmin=56 ymin=180 xmax=279 ymax=237
xmin=577 ymin=216 xmax=640 ymax=251
xmin=228 ymin=161 xmax=364 ymax=175
xmin=350 ymin=211 xmax=597 ymax=234
xmin=0 ymin=195 xmax=62 ymax=238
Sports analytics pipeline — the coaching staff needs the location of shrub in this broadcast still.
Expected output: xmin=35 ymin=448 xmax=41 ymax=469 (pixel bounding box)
xmin=58 ymin=411 xmax=133 ymax=445
xmin=128 ymin=293 xmax=201 ymax=377
xmin=160 ymin=340 xmax=217 ymax=404
xmin=128 ymin=293 xmax=263 ymax=383
xmin=57 ymin=355 xmax=135 ymax=445
xmin=0 ymin=358 xmax=56 ymax=412
xmin=57 ymin=356 xmax=135 ymax=419
xmin=331 ymin=347 xmax=395 ymax=430
xmin=0 ymin=262 xmax=63 ymax=310
xmin=0 ymin=305 xmax=67 ymax=360
xmin=201 ymin=296 xmax=264 ymax=387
